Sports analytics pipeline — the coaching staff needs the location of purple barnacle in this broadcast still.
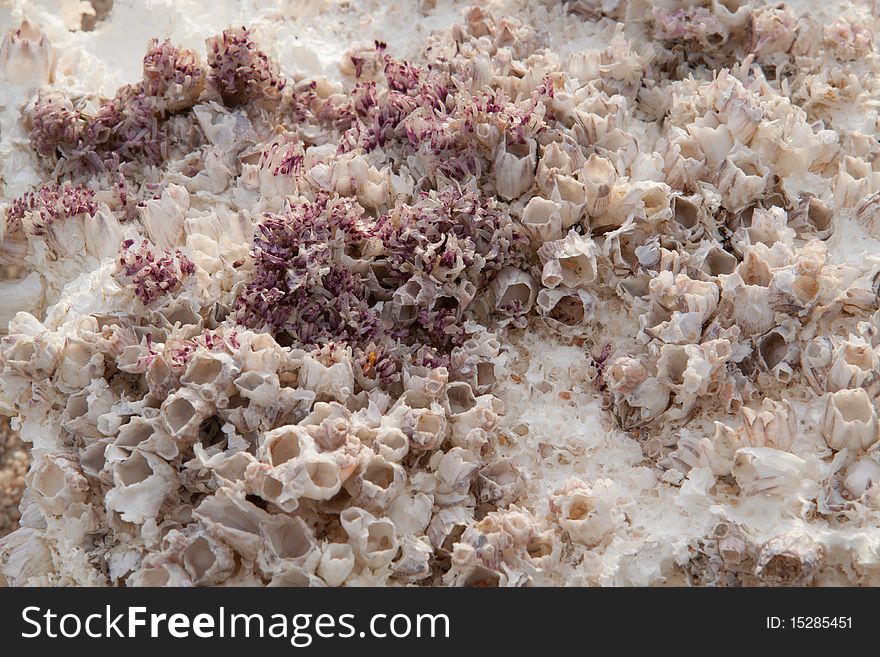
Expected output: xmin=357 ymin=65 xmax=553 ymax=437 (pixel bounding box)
xmin=206 ymin=26 xmax=285 ymax=107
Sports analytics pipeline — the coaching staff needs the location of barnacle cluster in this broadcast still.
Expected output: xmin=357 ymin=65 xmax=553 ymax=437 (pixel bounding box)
xmin=2 ymin=0 xmax=880 ymax=586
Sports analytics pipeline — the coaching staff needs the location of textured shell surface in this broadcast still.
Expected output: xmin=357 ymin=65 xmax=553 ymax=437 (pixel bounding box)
xmin=2 ymin=0 xmax=880 ymax=590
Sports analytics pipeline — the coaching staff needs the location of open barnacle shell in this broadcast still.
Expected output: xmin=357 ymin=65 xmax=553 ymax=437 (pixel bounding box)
xmin=826 ymin=336 xmax=880 ymax=395
xmin=536 ymin=287 xmax=595 ymax=334
xmin=754 ymin=327 xmax=799 ymax=383
xmin=340 ymin=507 xmax=400 ymax=570
xmin=791 ymin=195 xmax=833 ymax=239
xmin=27 ymin=451 xmax=89 ymax=517
xmin=537 ymin=230 xmax=598 ymax=289
xmin=494 ymin=137 xmax=537 ymax=200
xmin=344 ymin=454 xmax=405 ymax=511
xmin=491 ymin=267 xmax=537 ymax=316
xmin=520 ymin=196 xmax=564 ymax=245
xmin=553 ymin=482 xmax=616 ymax=548
xmin=756 ymin=533 xmax=823 ymax=586
xmin=105 ymin=449 xmax=177 ymax=523
xmin=161 ymin=388 xmax=212 ymax=443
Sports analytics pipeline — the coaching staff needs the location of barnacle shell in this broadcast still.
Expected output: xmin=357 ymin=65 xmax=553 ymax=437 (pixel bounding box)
xmin=537 ymin=230 xmax=598 ymax=289
xmin=340 ymin=506 xmax=399 ymax=569
xmin=0 ymin=21 xmax=54 ymax=90
xmin=553 ymin=482 xmax=616 ymax=547
xmin=732 ymin=447 xmax=809 ymax=498
xmin=521 ymin=196 xmax=563 ymax=244
xmin=821 ymin=388 xmax=880 ymax=454
xmin=756 ymin=533 xmax=823 ymax=586
xmin=739 ymin=399 xmax=797 ymax=452
xmin=495 ymin=138 xmax=536 ymax=200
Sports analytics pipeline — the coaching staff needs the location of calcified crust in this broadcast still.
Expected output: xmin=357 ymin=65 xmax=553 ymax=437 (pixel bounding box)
xmin=1 ymin=0 xmax=880 ymax=586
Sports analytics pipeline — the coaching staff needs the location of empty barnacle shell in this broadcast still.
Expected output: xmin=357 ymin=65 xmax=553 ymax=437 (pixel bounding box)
xmin=536 ymin=287 xmax=595 ymax=333
xmin=714 ymin=147 xmax=769 ymax=213
xmin=113 ymin=415 xmax=178 ymax=460
xmin=401 ymin=406 xmax=447 ymax=451
xmin=372 ymin=426 xmax=409 ymax=462
xmin=161 ymin=388 xmax=211 ymax=442
xmin=491 ymin=267 xmax=537 ymax=316
xmin=262 ymin=424 xmax=310 ymax=468
xmin=390 ymin=276 xmax=434 ymax=325
xmin=754 ymin=327 xmax=799 ymax=383
xmin=27 ymin=451 xmax=89 ymax=516
xmin=180 ymin=532 xmax=236 ymax=585
xmin=669 ymin=193 xmax=704 ymax=239
xmin=344 ymin=454 xmax=405 ymax=511
xmin=477 ymin=459 xmax=522 ymax=505
xmin=821 ymin=388 xmax=880 ymax=455
xmin=689 ymin=240 xmax=738 ymax=279
xmin=193 ymin=488 xmax=271 ymax=561
xmin=445 ymin=381 xmax=477 ymax=416
xmin=180 ymin=349 xmax=239 ymax=403
xmin=258 ymin=514 xmax=319 ymax=574
xmin=494 ymin=137 xmax=537 ymax=200
xmin=234 ymin=369 xmax=281 ymax=406
xmin=755 ymin=533 xmax=823 ymax=586
xmin=554 ymin=483 xmax=616 ymax=547
xmin=549 ymin=175 xmax=588 ymax=229
xmin=791 ymin=195 xmax=833 ymax=239
xmin=105 ymin=449 xmax=176 ymax=523
xmin=537 ymin=230 xmax=598 ymax=289
xmin=826 ymin=336 xmax=880 ymax=394
xmin=520 ymin=196 xmax=564 ymax=245
xmin=339 ymin=506 xmax=399 ymax=570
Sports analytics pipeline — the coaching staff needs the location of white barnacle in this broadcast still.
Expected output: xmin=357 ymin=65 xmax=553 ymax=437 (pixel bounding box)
xmin=821 ymin=388 xmax=880 ymax=455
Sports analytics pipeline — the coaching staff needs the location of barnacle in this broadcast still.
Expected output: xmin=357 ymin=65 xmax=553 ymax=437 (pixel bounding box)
xmin=2 ymin=0 xmax=880 ymax=588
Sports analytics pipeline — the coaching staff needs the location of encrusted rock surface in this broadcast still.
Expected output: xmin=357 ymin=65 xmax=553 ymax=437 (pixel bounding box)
xmin=1 ymin=0 xmax=880 ymax=586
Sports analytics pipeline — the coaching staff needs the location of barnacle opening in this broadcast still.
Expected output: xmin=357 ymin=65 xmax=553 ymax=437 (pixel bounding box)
xmin=33 ymin=461 xmax=65 ymax=498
